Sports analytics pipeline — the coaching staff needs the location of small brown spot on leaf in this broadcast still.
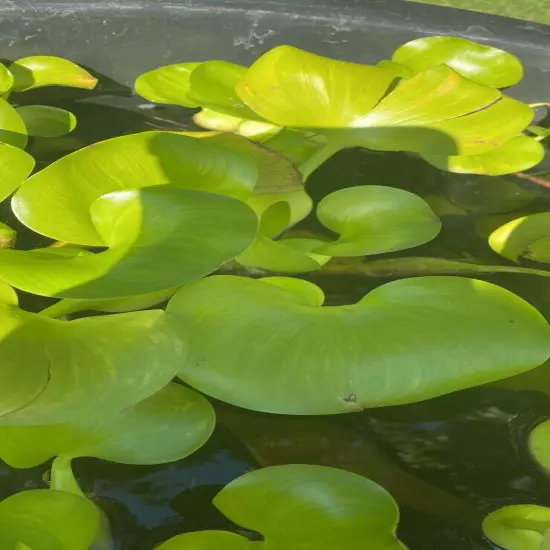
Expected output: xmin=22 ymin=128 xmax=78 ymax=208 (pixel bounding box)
xmin=342 ymin=392 xmax=357 ymax=403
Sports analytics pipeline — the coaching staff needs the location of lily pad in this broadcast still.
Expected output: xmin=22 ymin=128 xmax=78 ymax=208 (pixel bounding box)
xmin=0 ymin=279 xmax=186 ymax=425
xmin=0 ymin=382 xmax=215 ymax=467
xmin=315 ymin=186 xmax=441 ymax=257
xmin=9 ymin=56 xmax=98 ymax=91
xmin=392 ymin=36 xmax=524 ymax=88
xmin=135 ymin=62 xmax=200 ymax=107
xmin=16 ymin=105 xmax=77 ymax=138
xmin=483 ymin=505 xmax=550 ymax=550
xmin=167 ymin=275 xmax=550 ymax=414
xmin=0 ymin=489 xmax=100 ymax=550
xmin=489 ymin=213 xmax=550 ymax=263
xmin=158 ymin=465 xmax=408 ymax=550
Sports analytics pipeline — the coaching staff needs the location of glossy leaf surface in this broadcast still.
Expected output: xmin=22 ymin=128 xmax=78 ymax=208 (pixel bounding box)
xmin=0 ymin=382 xmax=214 ymax=466
xmin=483 ymin=505 xmax=550 ymax=550
xmin=135 ymin=62 xmax=200 ymax=107
xmin=423 ymin=135 xmax=544 ymax=176
xmin=194 ymin=109 xmax=281 ymax=141
xmin=489 ymin=213 xmax=550 ymax=263
xmin=3 ymin=186 xmax=258 ymax=298
xmin=0 ymin=98 xmax=28 ymax=149
xmin=315 ymin=186 xmax=441 ymax=257
xmin=0 ymin=144 xmax=35 ymax=202
xmin=392 ymin=36 xmax=524 ymax=88
xmin=13 ymin=131 xmax=258 ymax=245
xmin=168 ymin=275 xmax=550 ymax=414
xmin=0 ymin=489 xmax=99 ymax=550
xmin=0 ymin=63 xmax=13 ymax=94
xmin=9 ymin=56 xmax=98 ymax=91
xmin=16 ymin=105 xmax=77 ymax=138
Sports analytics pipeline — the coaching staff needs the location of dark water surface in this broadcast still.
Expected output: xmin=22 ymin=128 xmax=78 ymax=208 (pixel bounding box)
xmin=2 ymin=94 xmax=550 ymax=549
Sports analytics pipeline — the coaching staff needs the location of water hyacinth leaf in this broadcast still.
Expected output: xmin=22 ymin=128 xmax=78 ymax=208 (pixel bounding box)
xmin=483 ymin=505 xmax=550 ymax=550
xmin=0 ymin=144 xmax=34 ymax=202
xmin=237 ymin=45 xmax=399 ymax=128
xmin=0 ymin=63 xmax=13 ymax=94
xmin=157 ymin=531 xmax=252 ymax=550
xmin=0 ymin=382 xmax=215 ymax=467
xmin=377 ymin=60 xmax=414 ymax=79
xmin=0 ymin=98 xmax=28 ymax=149
xmin=0 ymin=299 xmax=186 ymax=424
xmin=262 ymin=128 xmax=328 ymax=168
xmin=1 ymin=186 xmax=258 ymax=299
xmin=489 ymin=213 xmax=550 ymax=263
xmin=260 ymin=276 xmax=325 ymax=307
xmin=217 ymin=465 xmax=407 ymax=550
xmin=392 ymin=36 xmax=524 ymax=88
xmin=529 ymin=419 xmax=550 ymax=473
xmin=135 ymin=62 xmax=200 ymax=107
xmin=13 ymin=131 xmax=258 ymax=245
xmin=9 ymin=56 xmax=98 ymax=91
xmin=168 ymin=275 xmax=550 ymax=414
xmin=0 ymin=490 xmax=100 ymax=550
xmin=16 ymin=105 xmax=77 ymax=138
xmin=315 ymin=186 xmax=441 ymax=257
xmin=423 ymin=135 xmax=544 ymax=176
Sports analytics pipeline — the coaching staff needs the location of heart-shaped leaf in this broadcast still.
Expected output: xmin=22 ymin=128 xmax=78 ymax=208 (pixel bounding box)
xmin=529 ymin=419 xmax=550 ymax=473
xmin=0 ymin=63 xmax=14 ymax=95
xmin=423 ymin=135 xmax=544 ymax=176
xmin=167 ymin=275 xmax=550 ymax=414
xmin=489 ymin=213 xmax=550 ymax=263
xmin=135 ymin=62 xmax=200 ymax=107
xmin=314 ymin=186 xmax=441 ymax=257
xmin=392 ymin=36 xmax=524 ymax=88
xmin=0 ymin=143 xmax=35 ymax=202
xmin=0 ymin=97 xmax=28 ymax=148
xmin=0 ymin=489 xmax=100 ymax=550
xmin=0 ymin=382 xmax=214 ymax=467
xmin=16 ymin=105 xmax=77 ymax=138
xmin=0 ymin=279 xmax=186 ymax=425
xmin=483 ymin=505 xmax=550 ymax=550
xmin=1 ymin=185 xmax=258 ymax=299
xmin=9 ymin=56 xmax=98 ymax=91
xmin=158 ymin=465 xmax=408 ymax=550
xmin=13 ymin=131 xmax=258 ymax=245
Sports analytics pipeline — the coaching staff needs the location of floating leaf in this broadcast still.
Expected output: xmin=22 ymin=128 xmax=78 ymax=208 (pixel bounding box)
xmin=483 ymin=505 xmax=550 ymax=550
xmin=2 ymin=185 xmax=258 ymax=299
xmin=9 ymin=56 xmax=98 ymax=91
xmin=0 ymin=382 xmax=214 ymax=467
xmin=135 ymin=62 xmax=200 ymax=107
xmin=489 ymin=213 xmax=550 ymax=263
xmin=16 ymin=105 xmax=77 ymax=138
xmin=423 ymin=135 xmax=544 ymax=176
xmin=159 ymin=465 xmax=408 ymax=550
xmin=0 ymin=490 xmax=99 ymax=550
xmin=0 ymin=144 xmax=35 ymax=202
xmin=13 ymin=130 xmax=258 ymax=245
xmin=392 ymin=36 xmax=524 ymax=88
xmin=0 ymin=63 xmax=14 ymax=95
xmin=0 ymin=281 xmax=186 ymax=424
xmin=167 ymin=275 xmax=550 ymax=414
xmin=529 ymin=419 xmax=550 ymax=473
xmin=0 ymin=97 xmax=28 ymax=149
xmin=314 ymin=186 xmax=441 ymax=257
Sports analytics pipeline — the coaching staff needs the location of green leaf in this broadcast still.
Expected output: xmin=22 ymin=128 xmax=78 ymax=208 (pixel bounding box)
xmin=0 ymin=63 xmax=14 ymax=95
xmin=0 ymin=296 xmax=186 ymax=424
xmin=315 ymin=186 xmax=441 ymax=257
xmin=0 ymin=221 xmax=16 ymax=249
xmin=392 ymin=36 xmax=524 ymax=88
xmin=260 ymin=276 xmax=325 ymax=307
xmin=377 ymin=60 xmax=415 ymax=79
xmin=135 ymin=62 xmax=200 ymax=107
xmin=9 ymin=56 xmax=98 ymax=91
xmin=165 ymin=465 xmax=407 ymax=550
xmin=262 ymin=128 xmax=328 ymax=168
xmin=489 ymin=213 xmax=550 ymax=263
xmin=0 ymin=382 xmax=214 ymax=467
xmin=236 ymin=45 xmax=399 ymax=128
xmin=13 ymin=130 xmax=258 ymax=245
xmin=167 ymin=275 xmax=550 ymax=414
xmin=0 ymin=489 xmax=100 ymax=550
xmin=3 ymin=185 xmax=258 ymax=299
xmin=483 ymin=505 xmax=550 ymax=550
xmin=529 ymin=419 xmax=550 ymax=473
xmin=0 ymin=97 xmax=28 ymax=149
xmin=423 ymin=134 xmax=544 ymax=176
xmin=157 ymin=531 xmax=252 ymax=550
xmin=0 ymin=143 xmax=34 ymax=202
xmin=16 ymin=106 xmax=77 ymax=138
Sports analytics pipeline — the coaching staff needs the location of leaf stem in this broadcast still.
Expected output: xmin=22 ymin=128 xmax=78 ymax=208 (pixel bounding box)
xmin=51 ymin=456 xmax=84 ymax=497
xmin=298 ymin=140 xmax=342 ymax=180
xmin=39 ymin=299 xmax=81 ymax=319
xmin=514 ymin=171 xmax=550 ymax=189
xmin=530 ymin=102 xmax=550 ymax=108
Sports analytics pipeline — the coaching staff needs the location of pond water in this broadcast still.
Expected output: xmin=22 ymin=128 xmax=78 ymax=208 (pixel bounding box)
xmin=2 ymin=92 xmax=550 ymax=549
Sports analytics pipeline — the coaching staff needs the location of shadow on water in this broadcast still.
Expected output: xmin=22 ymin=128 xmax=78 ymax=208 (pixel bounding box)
xmin=3 ymin=84 xmax=550 ymax=548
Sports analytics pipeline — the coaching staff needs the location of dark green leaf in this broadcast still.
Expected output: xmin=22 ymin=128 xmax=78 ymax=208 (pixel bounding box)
xmin=16 ymin=105 xmax=77 ymax=138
